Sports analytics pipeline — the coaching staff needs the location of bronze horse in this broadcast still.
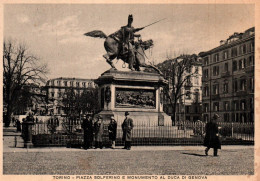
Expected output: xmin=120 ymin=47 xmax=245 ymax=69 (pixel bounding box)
xmin=84 ymin=30 xmax=162 ymax=74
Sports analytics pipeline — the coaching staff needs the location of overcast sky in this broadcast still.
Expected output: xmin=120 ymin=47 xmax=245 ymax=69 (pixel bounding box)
xmin=4 ymin=4 xmax=254 ymax=80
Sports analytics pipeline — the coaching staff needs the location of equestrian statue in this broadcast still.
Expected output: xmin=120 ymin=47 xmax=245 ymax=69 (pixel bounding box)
xmin=84 ymin=15 xmax=164 ymax=74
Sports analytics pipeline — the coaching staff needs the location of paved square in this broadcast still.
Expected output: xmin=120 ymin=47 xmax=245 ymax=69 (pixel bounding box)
xmin=3 ymin=146 xmax=254 ymax=175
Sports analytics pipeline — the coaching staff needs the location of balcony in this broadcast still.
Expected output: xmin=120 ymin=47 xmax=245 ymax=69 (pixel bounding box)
xmin=221 ymin=71 xmax=230 ymax=78
xmin=235 ymin=90 xmax=247 ymax=96
xmin=211 ymin=94 xmax=220 ymax=100
xmin=245 ymin=66 xmax=254 ymax=73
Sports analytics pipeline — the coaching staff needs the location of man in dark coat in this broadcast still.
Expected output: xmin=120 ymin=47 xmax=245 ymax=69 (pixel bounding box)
xmin=122 ymin=111 xmax=134 ymax=150
xmin=94 ymin=115 xmax=104 ymax=149
xmin=203 ymin=114 xmax=221 ymax=156
xmin=108 ymin=116 xmax=117 ymax=149
xmin=81 ymin=114 xmax=93 ymax=149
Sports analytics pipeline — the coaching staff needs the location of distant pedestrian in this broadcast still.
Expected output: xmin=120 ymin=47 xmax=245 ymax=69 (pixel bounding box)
xmin=122 ymin=111 xmax=134 ymax=150
xmin=94 ymin=115 xmax=104 ymax=149
xmin=108 ymin=116 xmax=117 ymax=149
xmin=81 ymin=114 xmax=93 ymax=149
xmin=203 ymin=114 xmax=221 ymax=156
xmin=16 ymin=119 xmax=21 ymax=132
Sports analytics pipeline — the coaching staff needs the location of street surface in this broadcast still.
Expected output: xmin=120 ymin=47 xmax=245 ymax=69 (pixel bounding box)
xmin=3 ymin=145 xmax=254 ymax=175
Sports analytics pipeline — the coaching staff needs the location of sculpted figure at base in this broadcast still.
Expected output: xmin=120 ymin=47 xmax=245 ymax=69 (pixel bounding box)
xmin=84 ymin=15 xmax=163 ymax=74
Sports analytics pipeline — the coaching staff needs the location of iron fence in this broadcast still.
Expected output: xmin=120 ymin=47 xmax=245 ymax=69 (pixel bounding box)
xmin=31 ymin=119 xmax=254 ymax=147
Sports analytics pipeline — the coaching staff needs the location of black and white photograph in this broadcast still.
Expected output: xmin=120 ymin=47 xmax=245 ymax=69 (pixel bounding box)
xmin=1 ymin=1 xmax=258 ymax=180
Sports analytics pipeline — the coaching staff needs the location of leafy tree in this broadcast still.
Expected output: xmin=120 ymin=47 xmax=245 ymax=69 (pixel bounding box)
xmin=3 ymin=40 xmax=48 ymax=126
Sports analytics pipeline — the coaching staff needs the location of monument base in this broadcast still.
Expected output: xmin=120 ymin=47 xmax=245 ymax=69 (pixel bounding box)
xmin=95 ymin=69 xmax=172 ymax=127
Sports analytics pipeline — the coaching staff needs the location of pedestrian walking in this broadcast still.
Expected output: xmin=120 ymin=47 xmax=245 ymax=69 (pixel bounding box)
xmin=16 ymin=119 xmax=21 ymax=132
xmin=203 ymin=114 xmax=221 ymax=156
xmin=108 ymin=116 xmax=117 ymax=149
xmin=121 ymin=111 xmax=134 ymax=150
xmin=81 ymin=114 xmax=94 ymax=150
xmin=94 ymin=115 xmax=104 ymax=149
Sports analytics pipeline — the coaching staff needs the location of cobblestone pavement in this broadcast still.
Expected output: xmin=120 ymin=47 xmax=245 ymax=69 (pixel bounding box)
xmin=3 ymin=146 xmax=254 ymax=175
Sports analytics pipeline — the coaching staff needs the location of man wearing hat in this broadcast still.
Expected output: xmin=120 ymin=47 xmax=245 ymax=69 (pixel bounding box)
xmin=203 ymin=114 xmax=221 ymax=156
xmin=81 ymin=114 xmax=93 ymax=150
xmin=121 ymin=111 xmax=134 ymax=150
xmin=94 ymin=115 xmax=104 ymax=149
xmin=108 ymin=116 xmax=117 ymax=149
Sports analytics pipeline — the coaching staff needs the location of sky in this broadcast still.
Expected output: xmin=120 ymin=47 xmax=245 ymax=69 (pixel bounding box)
xmin=4 ymin=4 xmax=254 ymax=80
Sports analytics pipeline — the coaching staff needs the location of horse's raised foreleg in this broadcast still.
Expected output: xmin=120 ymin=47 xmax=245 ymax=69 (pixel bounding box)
xmin=140 ymin=64 xmax=163 ymax=75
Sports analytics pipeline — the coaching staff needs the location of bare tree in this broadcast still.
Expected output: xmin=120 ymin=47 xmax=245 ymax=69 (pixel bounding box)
xmin=3 ymin=39 xmax=48 ymax=127
xmin=158 ymin=54 xmax=199 ymax=125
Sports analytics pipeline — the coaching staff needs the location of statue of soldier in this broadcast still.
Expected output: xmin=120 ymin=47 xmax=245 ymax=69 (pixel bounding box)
xmin=120 ymin=14 xmax=143 ymax=70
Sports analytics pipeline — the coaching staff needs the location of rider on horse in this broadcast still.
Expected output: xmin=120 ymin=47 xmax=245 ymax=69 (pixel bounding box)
xmin=109 ymin=14 xmax=143 ymax=70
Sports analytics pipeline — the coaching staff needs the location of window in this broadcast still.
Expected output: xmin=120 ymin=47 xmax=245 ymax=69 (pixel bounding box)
xmin=213 ymin=102 xmax=219 ymax=111
xmin=57 ymin=81 xmax=61 ymax=86
xmin=204 ymin=86 xmax=209 ymax=96
xmin=204 ymin=114 xmax=209 ymax=122
xmin=249 ymin=77 xmax=254 ymax=91
xmin=88 ymin=82 xmax=92 ymax=87
xmin=195 ymin=66 xmax=199 ymax=73
xmin=185 ymin=91 xmax=191 ymax=99
xmin=224 ymin=113 xmax=229 ymax=122
xmin=213 ymin=66 xmax=219 ymax=76
xmin=70 ymin=81 xmax=73 ymax=87
xmin=82 ymin=82 xmax=86 ymax=88
xmin=194 ymin=92 xmax=200 ymax=102
xmin=194 ymin=77 xmax=199 ymax=85
xmin=240 ymin=100 xmax=246 ymax=110
xmin=242 ymin=44 xmax=247 ymax=54
xmin=64 ymin=81 xmax=67 ymax=87
xmin=204 ymin=103 xmax=209 ymax=112
xmin=204 ymin=57 xmax=209 ymax=65
xmin=51 ymin=80 xmax=55 ymax=86
xmin=233 ymin=61 xmax=237 ymax=71
xmin=213 ymin=54 xmax=219 ymax=62
xmin=76 ymin=82 xmax=80 ymax=87
xmin=185 ymin=106 xmax=190 ymax=113
xmin=224 ymin=63 xmax=228 ymax=72
xmin=250 ymin=42 xmax=254 ymax=52
xmin=223 ymin=101 xmax=230 ymax=111
xmin=213 ymin=84 xmax=219 ymax=95
xmin=231 ymin=47 xmax=238 ymax=57
xmin=249 ymin=98 xmax=254 ymax=109
xmin=51 ymin=92 xmax=55 ymax=97
xmin=248 ymin=56 xmax=254 ymax=66
xmin=186 ymin=66 xmax=192 ymax=73
xmin=204 ymin=69 xmax=209 ymax=78
xmin=223 ymin=83 xmax=228 ymax=93
xmin=233 ymin=80 xmax=238 ymax=92
xmin=223 ymin=51 xmax=228 ymax=60
xmin=240 ymin=79 xmax=246 ymax=91
xmin=233 ymin=101 xmax=239 ymax=111
xmin=239 ymin=59 xmax=246 ymax=69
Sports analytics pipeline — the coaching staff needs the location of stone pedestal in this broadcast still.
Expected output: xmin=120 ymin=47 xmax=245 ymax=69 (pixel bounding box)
xmin=22 ymin=121 xmax=35 ymax=148
xmin=95 ymin=69 xmax=172 ymax=126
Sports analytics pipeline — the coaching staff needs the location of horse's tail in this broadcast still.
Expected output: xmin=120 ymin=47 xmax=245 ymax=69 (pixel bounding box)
xmin=84 ymin=30 xmax=107 ymax=39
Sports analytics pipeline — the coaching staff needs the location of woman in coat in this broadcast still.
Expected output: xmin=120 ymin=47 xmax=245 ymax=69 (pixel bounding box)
xmin=121 ymin=111 xmax=134 ymax=150
xmin=94 ymin=115 xmax=104 ymax=149
xmin=203 ymin=114 xmax=221 ymax=156
xmin=108 ymin=116 xmax=117 ymax=149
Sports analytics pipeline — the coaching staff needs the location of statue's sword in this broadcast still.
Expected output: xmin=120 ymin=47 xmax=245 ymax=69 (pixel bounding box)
xmin=140 ymin=18 xmax=167 ymax=29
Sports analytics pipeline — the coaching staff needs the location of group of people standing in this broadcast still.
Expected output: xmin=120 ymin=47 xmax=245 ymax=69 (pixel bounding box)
xmin=81 ymin=111 xmax=134 ymax=150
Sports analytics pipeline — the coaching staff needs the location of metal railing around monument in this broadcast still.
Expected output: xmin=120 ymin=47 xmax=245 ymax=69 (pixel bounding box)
xmin=31 ymin=119 xmax=254 ymax=147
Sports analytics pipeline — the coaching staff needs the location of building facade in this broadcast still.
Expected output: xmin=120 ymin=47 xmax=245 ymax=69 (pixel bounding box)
xmin=199 ymin=27 xmax=254 ymax=122
xmin=44 ymin=77 xmax=96 ymax=115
